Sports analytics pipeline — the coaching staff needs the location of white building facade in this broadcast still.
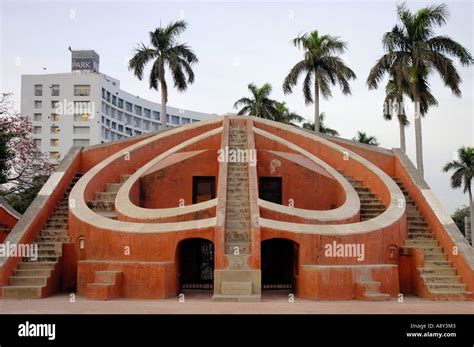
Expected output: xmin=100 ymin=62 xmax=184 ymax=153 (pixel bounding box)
xmin=21 ymin=50 xmax=213 ymax=162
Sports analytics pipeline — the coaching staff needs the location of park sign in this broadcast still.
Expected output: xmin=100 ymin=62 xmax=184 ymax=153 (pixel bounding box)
xmin=71 ymin=50 xmax=100 ymax=72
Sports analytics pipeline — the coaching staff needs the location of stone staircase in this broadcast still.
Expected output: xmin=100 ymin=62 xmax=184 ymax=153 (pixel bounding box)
xmin=1 ymin=173 xmax=83 ymax=298
xmin=394 ymin=177 xmax=471 ymax=301
xmin=213 ymin=124 xmax=260 ymax=301
xmin=87 ymin=174 xmax=132 ymax=219
xmin=342 ymin=174 xmax=386 ymax=221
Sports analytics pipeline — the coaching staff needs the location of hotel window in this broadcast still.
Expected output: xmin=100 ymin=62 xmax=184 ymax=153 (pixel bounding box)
xmin=134 ymin=105 xmax=142 ymax=116
xmin=111 ymin=108 xmax=116 ymax=119
xmin=102 ymin=88 xmax=106 ymax=99
xmin=50 ymin=152 xmax=60 ymax=159
xmin=134 ymin=130 xmax=142 ymax=136
xmin=125 ymin=114 xmax=132 ymax=125
xmin=34 ymin=139 xmax=42 ymax=147
xmin=106 ymin=119 xmax=111 ymax=127
xmin=181 ymin=117 xmax=190 ymax=124
xmin=117 ymin=111 xmax=123 ymax=122
xmin=74 ymin=85 xmax=90 ymax=96
xmin=143 ymin=120 xmax=150 ymax=130
xmin=73 ymin=139 xmax=90 ymax=147
xmin=34 ymin=84 xmax=42 ymax=96
xmin=50 ymin=126 xmax=60 ymax=134
xmin=125 ymin=127 xmax=132 ymax=136
xmin=102 ymin=102 xmax=106 ymax=113
xmin=51 ymin=114 xmax=60 ymax=121
xmin=34 ymin=100 xmax=42 ymax=109
xmin=171 ymin=115 xmax=180 ymax=125
xmin=106 ymin=91 xmax=111 ymax=102
xmin=112 ymin=96 xmax=117 ymax=106
xmin=134 ymin=117 xmax=141 ymax=128
xmin=152 ymin=111 xmax=160 ymax=120
xmin=125 ymin=102 xmax=132 ymax=112
xmin=111 ymin=132 xmax=117 ymax=141
xmin=33 ymin=126 xmax=42 ymax=134
xmin=105 ymin=104 xmax=110 ymax=116
xmin=33 ymin=113 xmax=42 ymax=121
xmin=166 ymin=114 xmax=170 ymax=123
xmin=50 ymin=139 xmax=59 ymax=147
xmin=74 ymin=114 xmax=90 ymax=121
xmin=51 ymin=101 xmax=60 ymax=110
xmin=51 ymin=85 xmax=60 ymax=96
xmin=118 ymin=124 xmax=124 ymax=132
xmin=73 ymin=126 xmax=90 ymax=135
xmin=111 ymin=122 xmax=117 ymax=130
xmin=152 ymin=123 xmax=160 ymax=131
xmin=144 ymin=108 xmax=151 ymax=118
xmin=118 ymin=98 xmax=124 ymax=108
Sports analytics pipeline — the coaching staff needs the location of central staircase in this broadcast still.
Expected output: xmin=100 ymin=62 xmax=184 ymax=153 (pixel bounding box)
xmin=1 ymin=173 xmax=83 ymax=298
xmin=342 ymin=174 xmax=386 ymax=221
xmin=213 ymin=124 xmax=260 ymax=301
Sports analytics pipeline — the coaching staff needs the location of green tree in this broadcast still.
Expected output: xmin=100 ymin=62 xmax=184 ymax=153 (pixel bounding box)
xmin=129 ymin=20 xmax=198 ymax=129
xmin=443 ymin=146 xmax=474 ymax=245
xmin=273 ymin=102 xmax=304 ymax=125
xmin=283 ymin=30 xmax=356 ymax=134
xmin=451 ymin=205 xmax=469 ymax=237
xmin=302 ymin=112 xmax=339 ymax=136
xmin=233 ymin=83 xmax=279 ymax=119
xmin=367 ymin=3 xmax=473 ymax=176
xmin=353 ymin=131 xmax=379 ymax=146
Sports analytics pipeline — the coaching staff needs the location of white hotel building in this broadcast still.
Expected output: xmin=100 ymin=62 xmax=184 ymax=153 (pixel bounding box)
xmin=21 ymin=50 xmax=213 ymax=161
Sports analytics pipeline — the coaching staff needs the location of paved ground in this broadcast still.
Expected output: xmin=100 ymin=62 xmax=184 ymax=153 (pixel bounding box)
xmin=0 ymin=291 xmax=473 ymax=314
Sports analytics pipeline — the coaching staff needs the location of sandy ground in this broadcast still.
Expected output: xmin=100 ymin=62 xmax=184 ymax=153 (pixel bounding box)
xmin=0 ymin=291 xmax=473 ymax=314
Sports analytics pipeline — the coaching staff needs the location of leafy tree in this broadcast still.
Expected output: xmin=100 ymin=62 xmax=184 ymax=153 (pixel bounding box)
xmin=302 ymin=112 xmax=339 ymax=136
xmin=353 ymin=131 xmax=379 ymax=146
xmin=283 ymin=30 xmax=356 ymax=134
xmin=129 ymin=20 xmax=198 ymax=129
xmin=451 ymin=205 xmax=469 ymax=237
xmin=233 ymin=83 xmax=279 ymax=119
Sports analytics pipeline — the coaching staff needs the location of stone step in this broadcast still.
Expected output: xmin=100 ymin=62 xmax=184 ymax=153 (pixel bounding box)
xmin=23 ymin=255 xmax=59 ymax=262
xmin=37 ymin=236 xmax=71 ymax=243
xmin=404 ymin=239 xmax=439 ymax=247
xmin=10 ymin=276 xmax=48 ymax=286
xmin=408 ymin=226 xmax=430 ymax=233
xmin=40 ymin=230 xmax=69 ymax=237
xmin=14 ymin=269 xmax=52 ymax=277
xmin=18 ymin=262 xmax=57 ymax=270
xmin=106 ymin=183 xmax=123 ymax=193
xmin=409 ymin=221 xmax=428 ymax=227
xmin=419 ymin=268 xmax=457 ymax=276
xmin=95 ymin=191 xmax=117 ymax=202
xmin=424 ymin=260 xmax=452 ymax=268
xmin=226 ymin=220 xmax=250 ymax=229
xmin=424 ymin=253 xmax=448 ymax=261
xmin=1 ymin=286 xmax=43 ymax=299
xmin=87 ymin=200 xmax=115 ymax=212
xmin=361 ymin=205 xmax=385 ymax=210
xmin=406 ymin=233 xmax=435 ymax=240
xmin=422 ymin=275 xmax=462 ymax=284
xmin=430 ymin=291 xmax=471 ymax=301
xmin=426 ymin=283 xmax=467 ymax=292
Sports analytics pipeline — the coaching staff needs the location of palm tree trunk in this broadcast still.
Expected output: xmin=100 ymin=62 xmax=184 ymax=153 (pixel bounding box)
xmin=398 ymin=118 xmax=406 ymax=152
xmin=469 ymin=188 xmax=474 ymax=246
xmin=160 ymin=81 xmax=167 ymax=129
xmin=414 ymin=97 xmax=424 ymax=176
xmin=314 ymin=80 xmax=320 ymax=134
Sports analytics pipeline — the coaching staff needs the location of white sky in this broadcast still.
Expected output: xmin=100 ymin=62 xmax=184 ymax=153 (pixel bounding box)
xmin=1 ymin=0 xmax=473 ymax=213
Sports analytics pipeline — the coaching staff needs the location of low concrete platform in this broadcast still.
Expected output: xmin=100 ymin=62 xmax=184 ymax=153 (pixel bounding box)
xmin=0 ymin=292 xmax=472 ymax=314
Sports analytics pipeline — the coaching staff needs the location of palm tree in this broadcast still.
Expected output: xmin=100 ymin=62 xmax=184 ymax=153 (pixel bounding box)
xmin=303 ymin=112 xmax=339 ymax=136
xmin=128 ymin=20 xmax=198 ymax=129
xmin=383 ymin=79 xmax=410 ymax=152
xmin=273 ymin=102 xmax=304 ymax=125
xmin=283 ymin=30 xmax=356 ymax=134
xmin=233 ymin=83 xmax=279 ymax=119
xmin=367 ymin=3 xmax=473 ymax=176
xmin=382 ymin=77 xmax=438 ymax=153
xmin=353 ymin=131 xmax=379 ymax=146
xmin=443 ymin=146 xmax=474 ymax=245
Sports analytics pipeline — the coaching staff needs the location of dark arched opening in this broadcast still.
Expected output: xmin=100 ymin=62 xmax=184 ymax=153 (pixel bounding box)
xmin=261 ymin=238 xmax=298 ymax=291
xmin=177 ymin=238 xmax=214 ymax=291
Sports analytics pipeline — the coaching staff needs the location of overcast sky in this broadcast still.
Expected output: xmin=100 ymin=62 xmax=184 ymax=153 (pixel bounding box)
xmin=0 ymin=0 xmax=472 ymax=213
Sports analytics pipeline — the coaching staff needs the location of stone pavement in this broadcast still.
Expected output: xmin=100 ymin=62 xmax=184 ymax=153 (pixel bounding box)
xmin=0 ymin=291 xmax=472 ymax=314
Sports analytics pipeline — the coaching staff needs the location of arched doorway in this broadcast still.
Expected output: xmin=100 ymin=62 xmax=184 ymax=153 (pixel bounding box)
xmin=177 ymin=238 xmax=214 ymax=291
xmin=261 ymin=238 xmax=298 ymax=291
